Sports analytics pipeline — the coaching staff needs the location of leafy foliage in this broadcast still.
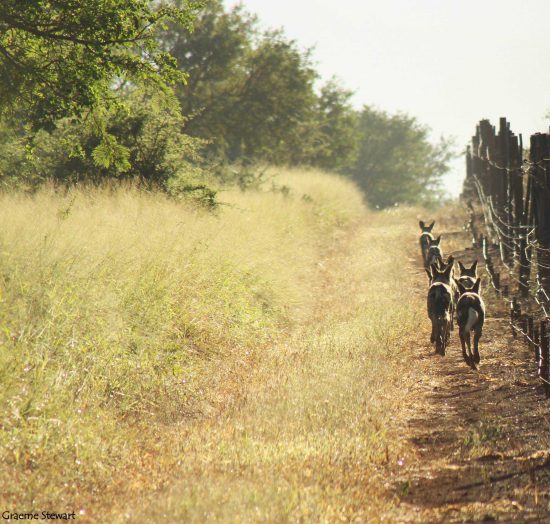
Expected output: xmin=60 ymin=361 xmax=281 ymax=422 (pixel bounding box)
xmin=0 ymin=0 xmax=453 ymax=207
xmin=350 ymin=107 xmax=454 ymax=207
xmin=0 ymin=0 xmax=198 ymax=130
xmin=0 ymin=90 xmax=212 ymax=206
xmin=161 ymin=0 xmax=318 ymax=163
xmin=304 ymin=80 xmax=359 ymax=171
xmin=158 ymin=1 xmax=453 ymax=206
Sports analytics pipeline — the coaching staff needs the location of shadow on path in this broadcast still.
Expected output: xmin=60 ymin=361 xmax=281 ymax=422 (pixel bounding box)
xmin=395 ymin=246 xmax=550 ymax=522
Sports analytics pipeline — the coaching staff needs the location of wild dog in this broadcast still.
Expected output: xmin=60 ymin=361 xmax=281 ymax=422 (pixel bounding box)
xmin=425 ymin=255 xmax=455 ymax=284
xmin=427 ymin=258 xmax=454 ymax=355
xmin=455 ymin=277 xmax=485 ymax=369
xmin=419 ymin=220 xmax=435 ymax=266
xmin=457 ymin=260 xmax=478 ymax=289
xmin=425 ymin=235 xmax=443 ymax=270
xmin=427 ymin=255 xmax=456 ymax=330
xmin=455 ymin=259 xmax=478 ymax=307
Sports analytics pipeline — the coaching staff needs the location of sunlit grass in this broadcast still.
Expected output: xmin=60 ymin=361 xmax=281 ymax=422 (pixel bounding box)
xmin=125 ymin=206 xmax=429 ymax=523
xmin=0 ymin=168 xmax=372 ymax=517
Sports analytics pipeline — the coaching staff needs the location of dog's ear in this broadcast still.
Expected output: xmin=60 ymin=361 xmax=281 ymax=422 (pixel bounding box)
xmin=471 ymin=260 xmax=478 ymax=274
xmin=458 ymin=261 xmax=466 ymax=272
xmin=456 ymin=279 xmax=467 ymax=296
xmin=472 ymin=277 xmax=481 ymax=295
xmin=443 ymin=261 xmax=454 ymax=277
xmin=446 ymin=255 xmax=454 ymax=266
xmin=419 ymin=220 xmax=425 ymax=230
xmin=428 ymin=221 xmax=435 ymax=231
xmin=434 ymin=235 xmax=442 ymax=245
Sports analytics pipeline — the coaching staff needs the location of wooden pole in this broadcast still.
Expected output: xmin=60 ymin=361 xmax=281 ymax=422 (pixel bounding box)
xmin=510 ymin=298 xmax=518 ymax=338
xmin=528 ymin=315 xmax=534 ymax=352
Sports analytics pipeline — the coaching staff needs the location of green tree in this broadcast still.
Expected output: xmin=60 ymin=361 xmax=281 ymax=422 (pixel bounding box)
xmin=225 ymin=30 xmax=317 ymax=162
xmin=161 ymin=0 xmax=318 ymax=163
xmin=0 ymin=120 xmax=32 ymax=189
xmin=161 ymin=1 xmax=256 ymax=126
xmin=0 ymin=89 xmax=217 ymax=205
xmin=307 ymin=80 xmax=359 ymax=171
xmin=0 ymin=0 xmax=198 ymax=130
xmin=351 ymin=107 xmax=453 ymax=208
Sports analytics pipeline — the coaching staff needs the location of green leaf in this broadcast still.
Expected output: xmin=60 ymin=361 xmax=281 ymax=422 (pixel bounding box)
xmin=91 ymin=135 xmax=131 ymax=173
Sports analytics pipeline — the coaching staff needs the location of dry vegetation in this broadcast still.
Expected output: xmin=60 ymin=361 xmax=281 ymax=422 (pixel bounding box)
xmin=124 ymin=204 xmax=429 ymax=523
xmin=0 ymin=169 xmax=429 ymax=521
xmin=393 ymin=210 xmax=550 ymax=523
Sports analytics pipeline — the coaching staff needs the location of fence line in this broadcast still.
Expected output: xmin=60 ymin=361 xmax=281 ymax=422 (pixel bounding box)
xmin=462 ymin=118 xmax=550 ymax=398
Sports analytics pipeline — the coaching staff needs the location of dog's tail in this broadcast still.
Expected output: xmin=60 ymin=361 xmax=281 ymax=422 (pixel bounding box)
xmin=463 ymin=307 xmax=478 ymax=334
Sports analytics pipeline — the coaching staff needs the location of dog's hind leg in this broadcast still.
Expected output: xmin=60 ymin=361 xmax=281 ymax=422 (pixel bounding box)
xmin=466 ymin=330 xmax=476 ymax=369
xmin=473 ymin=327 xmax=482 ymax=364
xmin=459 ymin=330 xmax=469 ymax=366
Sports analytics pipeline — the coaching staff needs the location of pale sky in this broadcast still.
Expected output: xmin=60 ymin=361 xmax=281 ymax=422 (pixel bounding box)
xmin=227 ymin=0 xmax=550 ymax=196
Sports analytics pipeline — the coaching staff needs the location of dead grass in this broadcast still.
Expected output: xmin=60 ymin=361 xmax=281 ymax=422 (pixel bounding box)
xmin=0 ymin=170 xmax=432 ymax=521
xmin=119 ymin=206 xmax=429 ymax=523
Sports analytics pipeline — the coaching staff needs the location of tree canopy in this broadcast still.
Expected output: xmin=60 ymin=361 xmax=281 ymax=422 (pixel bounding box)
xmin=0 ymin=0 xmax=198 ymax=130
xmin=350 ymin=108 xmax=453 ymax=207
xmin=0 ymin=0 xmax=454 ymax=208
xmin=157 ymin=1 xmax=453 ymax=206
xmin=161 ymin=0 xmax=318 ymax=163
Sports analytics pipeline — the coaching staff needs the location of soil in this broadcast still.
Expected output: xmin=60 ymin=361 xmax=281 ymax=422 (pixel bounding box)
xmin=394 ymin=238 xmax=550 ymax=522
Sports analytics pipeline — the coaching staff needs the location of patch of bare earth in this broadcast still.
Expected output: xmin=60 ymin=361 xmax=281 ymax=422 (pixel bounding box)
xmin=392 ymin=230 xmax=550 ymax=522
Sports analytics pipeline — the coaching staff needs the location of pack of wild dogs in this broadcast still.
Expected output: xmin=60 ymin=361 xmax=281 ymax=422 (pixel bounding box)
xmin=419 ymin=220 xmax=486 ymax=370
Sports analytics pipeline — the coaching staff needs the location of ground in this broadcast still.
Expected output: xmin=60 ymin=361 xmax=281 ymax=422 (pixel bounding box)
xmin=392 ymin=223 xmax=550 ymax=523
xmin=3 ymin=184 xmax=550 ymax=522
xmin=111 ymin=208 xmax=550 ymax=522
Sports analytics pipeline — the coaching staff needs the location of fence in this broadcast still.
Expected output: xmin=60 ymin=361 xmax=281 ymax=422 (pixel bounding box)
xmin=462 ymin=118 xmax=550 ymax=397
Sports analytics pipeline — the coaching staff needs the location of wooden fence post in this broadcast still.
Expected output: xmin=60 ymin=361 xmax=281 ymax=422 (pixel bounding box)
xmin=519 ymin=165 xmax=533 ymax=298
xmin=521 ymin=315 xmax=529 ymax=345
xmin=511 ymin=298 xmax=519 ymax=338
xmin=530 ymin=134 xmax=550 ymax=304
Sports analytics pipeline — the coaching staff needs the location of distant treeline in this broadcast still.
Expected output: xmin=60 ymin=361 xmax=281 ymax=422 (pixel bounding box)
xmin=0 ymin=0 xmax=452 ymax=208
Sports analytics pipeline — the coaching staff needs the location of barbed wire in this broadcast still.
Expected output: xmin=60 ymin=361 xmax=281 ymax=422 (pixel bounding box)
xmin=464 ymin=124 xmax=550 ymax=395
xmin=469 ymin=174 xmax=550 ymax=316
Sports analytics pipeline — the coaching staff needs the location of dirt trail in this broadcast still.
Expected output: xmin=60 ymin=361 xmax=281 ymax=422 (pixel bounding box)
xmin=112 ymin=213 xmax=421 ymax=523
xmin=393 ymin=236 xmax=550 ymax=522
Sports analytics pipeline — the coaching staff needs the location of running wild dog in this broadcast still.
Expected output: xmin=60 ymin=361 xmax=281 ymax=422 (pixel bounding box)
xmin=455 ymin=260 xmax=478 ymax=306
xmin=427 ymin=258 xmax=454 ymax=355
xmin=455 ymin=277 xmax=485 ymax=369
xmin=425 ymin=235 xmax=443 ymax=270
xmin=428 ymin=255 xmax=455 ymax=330
xmin=419 ymin=220 xmax=435 ymax=265
xmin=457 ymin=260 xmax=478 ymax=289
xmin=425 ymin=255 xmax=455 ymax=284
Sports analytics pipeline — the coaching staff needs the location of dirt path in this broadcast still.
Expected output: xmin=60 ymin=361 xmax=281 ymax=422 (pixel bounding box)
xmin=393 ymin=237 xmax=550 ymax=522
xmin=111 ymin=212 xmax=424 ymax=523
xmin=102 ymin=212 xmax=550 ymax=523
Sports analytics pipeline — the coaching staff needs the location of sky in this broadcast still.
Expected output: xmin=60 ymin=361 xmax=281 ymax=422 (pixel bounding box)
xmin=226 ymin=0 xmax=550 ymax=196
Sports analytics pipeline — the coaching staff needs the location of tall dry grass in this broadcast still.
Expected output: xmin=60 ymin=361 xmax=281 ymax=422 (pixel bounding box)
xmin=0 ymin=168 xmax=370 ymax=516
xmin=122 ymin=207 xmax=430 ymax=522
